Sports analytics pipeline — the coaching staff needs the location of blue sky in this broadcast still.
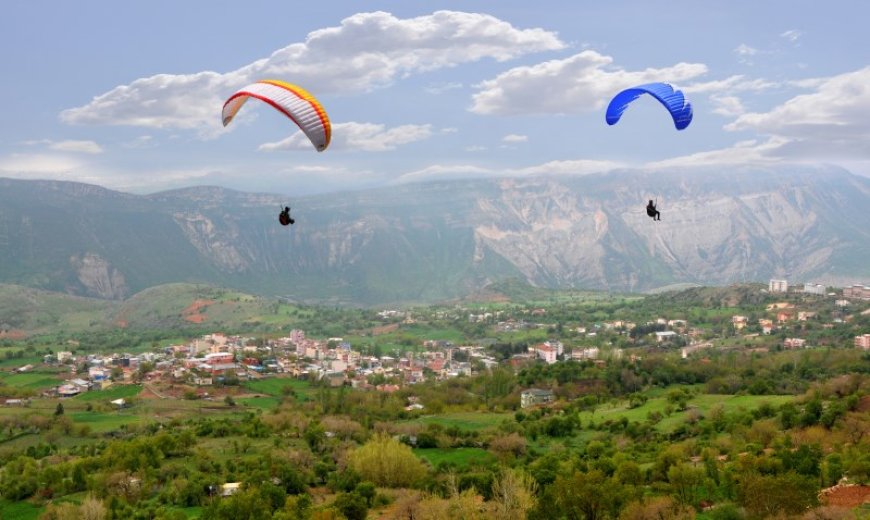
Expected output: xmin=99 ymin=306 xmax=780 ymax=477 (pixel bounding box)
xmin=1 ymin=1 xmax=868 ymax=196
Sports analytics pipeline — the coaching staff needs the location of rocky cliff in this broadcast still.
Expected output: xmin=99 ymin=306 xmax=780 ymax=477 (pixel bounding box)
xmin=0 ymin=164 xmax=867 ymax=304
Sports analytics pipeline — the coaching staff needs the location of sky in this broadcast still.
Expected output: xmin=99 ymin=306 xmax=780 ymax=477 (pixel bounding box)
xmin=1 ymin=1 xmax=868 ymax=196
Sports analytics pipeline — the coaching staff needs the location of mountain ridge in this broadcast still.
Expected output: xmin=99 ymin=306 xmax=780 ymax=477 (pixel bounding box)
xmin=0 ymin=164 xmax=867 ymax=305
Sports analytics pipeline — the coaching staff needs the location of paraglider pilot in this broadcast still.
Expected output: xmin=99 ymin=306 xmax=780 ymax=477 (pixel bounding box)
xmin=646 ymin=200 xmax=661 ymax=221
xmin=279 ymin=206 xmax=295 ymax=226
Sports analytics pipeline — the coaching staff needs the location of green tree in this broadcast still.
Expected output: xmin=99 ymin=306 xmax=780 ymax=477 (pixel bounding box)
xmin=349 ymin=434 xmax=426 ymax=488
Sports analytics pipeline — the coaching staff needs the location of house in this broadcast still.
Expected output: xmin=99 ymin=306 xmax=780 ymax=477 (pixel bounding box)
xmin=221 ymin=483 xmax=242 ymax=497
xmin=655 ymin=331 xmax=678 ymax=343
xmin=731 ymin=316 xmax=748 ymax=330
xmin=571 ymin=347 xmax=599 ymax=360
xmin=855 ymin=334 xmax=870 ymax=349
xmin=783 ymin=338 xmax=807 ymax=349
xmin=759 ymin=319 xmax=775 ymax=334
xmin=521 ymin=388 xmax=555 ymax=408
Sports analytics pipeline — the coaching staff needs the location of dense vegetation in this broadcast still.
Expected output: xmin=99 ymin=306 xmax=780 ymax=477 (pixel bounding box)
xmin=0 ymin=283 xmax=868 ymax=519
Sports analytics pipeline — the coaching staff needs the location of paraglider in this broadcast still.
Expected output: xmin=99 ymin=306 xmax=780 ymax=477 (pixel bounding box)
xmin=605 ymin=82 xmax=693 ymax=131
xmin=222 ymin=79 xmax=332 ymax=152
xmin=646 ymin=200 xmax=661 ymax=221
xmin=279 ymin=206 xmax=295 ymax=226
xmin=223 ymin=80 xmax=331 ymax=228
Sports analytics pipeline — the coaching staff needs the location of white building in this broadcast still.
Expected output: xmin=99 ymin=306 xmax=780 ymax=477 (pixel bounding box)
xmin=803 ymin=283 xmax=826 ymax=295
xmin=769 ymin=279 xmax=789 ymax=293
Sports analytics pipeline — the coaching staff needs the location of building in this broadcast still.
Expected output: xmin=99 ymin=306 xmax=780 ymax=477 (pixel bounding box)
xmin=843 ymin=285 xmax=870 ymax=300
xmin=655 ymin=331 xmax=678 ymax=343
xmin=803 ymin=283 xmax=826 ymax=295
xmin=783 ymin=338 xmax=807 ymax=349
xmin=520 ymin=388 xmax=555 ymax=408
xmin=759 ymin=319 xmax=775 ymax=334
xmin=535 ymin=344 xmax=558 ymax=364
xmin=855 ymin=334 xmax=870 ymax=349
xmin=769 ymin=279 xmax=788 ymax=293
xmin=571 ymin=347 xmax=599 ymax=360
xmin=731 ymin=315 xmax=748 ymax=330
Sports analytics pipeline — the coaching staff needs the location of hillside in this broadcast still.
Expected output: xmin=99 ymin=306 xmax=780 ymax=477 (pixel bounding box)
xmin=0 ymin=164 xmax=868 ymax=305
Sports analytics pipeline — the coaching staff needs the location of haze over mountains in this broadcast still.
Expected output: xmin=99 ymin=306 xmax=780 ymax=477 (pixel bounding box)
xmin=0 ymin=164 xmax=868 ymax=305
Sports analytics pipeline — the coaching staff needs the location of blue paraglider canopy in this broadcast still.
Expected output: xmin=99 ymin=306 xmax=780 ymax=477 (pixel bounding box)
xmin=605 ymin=82 xmax=693 ymax=131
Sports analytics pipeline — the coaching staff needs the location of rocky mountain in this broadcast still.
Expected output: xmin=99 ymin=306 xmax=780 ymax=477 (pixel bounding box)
xmin=0 ymin=164 xmax=867 ymax=304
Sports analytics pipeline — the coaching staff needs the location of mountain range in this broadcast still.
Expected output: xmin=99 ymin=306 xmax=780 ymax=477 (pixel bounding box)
xmin=0 ymin=164 xmax=868 ymax=305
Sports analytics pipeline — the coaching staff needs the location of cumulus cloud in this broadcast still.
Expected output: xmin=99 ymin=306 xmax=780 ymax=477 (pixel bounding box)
xmin=259 ymin=121 xmax=433 ymax=152
xmin=502 ymin=134 xmax=528 ymax=143
xmin=725 ymin=66 xmax=870 ymax=160
xmin=60 ymin=11 xmax=563 ymax=136
xmin=710 ymin=95 xmax=746 ymax=117
xmin=394 ymin=158 xmax=621 ymax=184
xmin=469 ymin=50 xmax=707 ymax=115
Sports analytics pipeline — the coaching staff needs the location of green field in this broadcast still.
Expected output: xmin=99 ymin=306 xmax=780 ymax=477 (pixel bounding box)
xmin=0 ymin=499 xmax=42 ymax=520
xmin=0 ymin=371 xmax=62 ymax=390
xmin=75 ymin=384 xmax=142 ymax=402
xmin=579 ymin=393 xmax=795 ymax=433
xmin=409 ymin=412 xmax=513 ymax=432
xmin=244 ymin=377 xmax=313 ymax=400
xmin=68 ymin=410 xmax=146 ymax=432
xmin=415 ymin=447 xmax=496 ymax=468
xmin=237 ymin=396 xmax=281 ymax=410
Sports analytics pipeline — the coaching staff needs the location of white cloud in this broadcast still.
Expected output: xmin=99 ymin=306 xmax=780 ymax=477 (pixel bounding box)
xmin=780 ymin=29 xmax=802 ymax=43
xmin=465 ymin=145 xmax=487 ymax=152
xmin=394 ymin=158 xmax=621 ymax=184
xmin=20 ymin=139 xmax=103 ymax=154
xmin=710 ymin=95 xmax=745 ymax=117
xmin=0 ymin=153 xmax=86 ymax=176
xmin=734 ymin=43 xmax=758 ymax=57
xmin=470 ymin=50 xmax=707 ymax=115
xmin=48 ymin=140 xmax=103 ymax=154
xmin=502 ymin=134 xmax=528 ymax=143
xmin=725 ymin=66 xmax=870 ymax=160
xmin=683 ymin=75 xmax=778 ymax=94
xmin=644 ymin=138 xmax=788 ymax=169
xmin=60 ymin=11 xmax=564 ymax=135
xmin=259 ymin=122 xmax=433 ymax=152
xmin=0 ymin=152 xmax=218 ymax=191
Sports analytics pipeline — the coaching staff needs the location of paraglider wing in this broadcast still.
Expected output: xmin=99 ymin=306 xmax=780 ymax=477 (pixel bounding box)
xmin=605 ymin=82 xmax=693 ymax=130
xmin=222 ymin=80 xmax=331 ymax=151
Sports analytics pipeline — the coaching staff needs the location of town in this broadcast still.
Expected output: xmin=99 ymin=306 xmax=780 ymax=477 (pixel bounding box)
xmin=14 ymin=281 xmax=867 ymax=411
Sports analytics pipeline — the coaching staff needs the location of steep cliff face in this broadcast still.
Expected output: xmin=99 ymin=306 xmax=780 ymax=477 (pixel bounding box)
xmin=467 ymin=166 xmax=870 ymax=291
xmin=0 ymin=164 xmax=867 ymax=303
xmin=68 ymin=253 xmax=129 ymax=300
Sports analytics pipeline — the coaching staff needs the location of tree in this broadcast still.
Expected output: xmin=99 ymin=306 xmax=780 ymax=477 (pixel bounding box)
xmin=349 ymin=434 xmax=426 ymax=488
xmin=619 ymin=497 xmax=694 ymax=520
xmin=667 ymin=463 xmax=705 ymax=506
xmin=534 ymin=469 xmax=624 ymax=520
xmin=737 ymin=471 xmax=818 ymax=518
xmin=334 ymin=492 xmax=368 ymax=520
xmin=491 ymin=468 xmax=537 ymax=520
xmin=54 ymin=402 xmax=64 ymax=416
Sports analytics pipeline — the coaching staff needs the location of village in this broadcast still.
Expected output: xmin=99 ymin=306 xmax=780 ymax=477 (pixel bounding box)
xmin=12 ymin=281 xmax=867 ymax=412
